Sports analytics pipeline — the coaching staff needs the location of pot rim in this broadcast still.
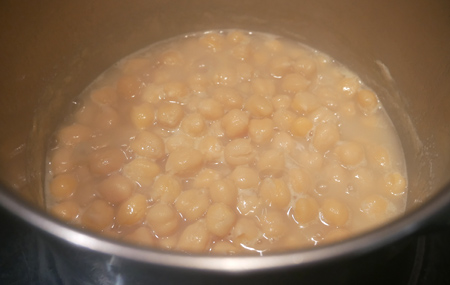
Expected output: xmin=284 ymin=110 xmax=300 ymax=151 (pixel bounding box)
xmin=1 ymin=182 xmax=449 ymax=272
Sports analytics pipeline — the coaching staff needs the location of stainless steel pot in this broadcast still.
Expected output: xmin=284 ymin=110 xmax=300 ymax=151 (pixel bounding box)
xmin=1 ymin=0 xmax=450 ymax=283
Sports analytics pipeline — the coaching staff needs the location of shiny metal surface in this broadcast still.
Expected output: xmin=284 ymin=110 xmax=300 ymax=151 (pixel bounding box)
xmin=0 ymin=0 xmax=450 ymax=273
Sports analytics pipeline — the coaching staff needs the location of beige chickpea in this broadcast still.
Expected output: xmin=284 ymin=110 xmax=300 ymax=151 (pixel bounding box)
xmin=320 ymin=198 xmax=349 ymax=227
xmin=123 ymin=158 xmax=160 ymax=187
xmin=264 ymin=38 xmax=284 ymax=52
xmin=259 ymin=178 xmax=291 ymax=209
xmin=321 ymin=162 xmax=350 ymax=193
xmin=121 ymin=57 xmax=152 ymax=75
xmin=291 ymin=92 xmax=321 ymax=114
xmin=248 ymin=118 xmax=274 ymax=145
xmin=271 ymin=131 xmax=295 ymax=152
xmin=130 ymin=131 xmax=165 ymax=159
xmin=251 ymin=77 xmax=276 ymax=98
xmin=312 ymin=123 xmax=340 ymax=152
xmin=351 ymin=167 xmax=376 ymax=192
xmin=50 ymin=173 xmax=78 ymax=200
xmin=146 ymin=203 xmax=180 ymax=237
xmin=338 ymin=101 xmax=357 ymax=117
xmin=156 ymin=103 xmax=184 ymax=128
xmin=366 ymin=144 xmax=391 ymax=169
xmin=50 ymin=147 xmax=75 ymax=175
xmin=165 ymin=148 xmax=204 ymax=176
xmin=296 ymin=150 xmax=324 ymax=170
xmin=158 ymin=50 xmax=184 ymax=66
xmin=57 ymin=123 xmax=92 ymax=146
xmin=210 ymin=241 xmax=240 ymax=255
xmin=209 ymin=179 xmax=238 ymax=207
xmin=289 ymin=168 xmax=313 ymax=193
xmin=181 ymin=113 xmax=206 ymax=136
xmin=150 ymin=174 xmax=181 ymax=203
xmin=130 ymin=102 xmax=155 ymax=130
xmin=116 ymin=193 xmax=148 ymax=226
xmin=292 ymin=56 xmax=317 ymax=79
xmin=245 ymin=95 xmax=274 ymax=118
xmin=198 ymin=98 xmax=224 ymax=120
xmin=272 ymin=95 xmax=292 ymax=111
xmin=257 ymin=149 xmax=285 ymax=177
xmin=93 ymin=106 xmax=120 ymax=130
xmin=384 ymin=172 xmax=406 ymax=196
xmin=90 ymin=86 xmax=117 ymax=106
xmin=198 ymin=136 xmax=224 ymax=162
xmin=334 ymin=141 xmax=365 ymax=168
xmin=230 ymin=166 xmax=260 ymax=189
xmin=360 ymin=194 xmax=395 ymax=223
xmin=81 ymin=199 xmax=114 ymax=231
xmin=309 ymin=106 xmax=338 ymax=125
xmin=187 ymin=73 xmax=209 ymax=94
xmin=237 ymin=193 xmax=262 ymax=216
xmin=231 ymin=217 xmax=262 ymax=247
xmin=74 ymin=182 xmax=96 ymax=207
xmin=281 ymin=73 xmax=310 ymax=93
xmin=236 ymin=62 xmax=254 ymax=81
xmin=269 ymin=55 xmax=291 ymax=77
xmin=123 ymin=226 xmax=156 ymax=247
xmin=116 ymin=74 xmax=142 ymax=100
xmin=338 ymin=77 xmax=360 ymax=98
xmin=213 ymin=86 xmax=244 ymax=110
xmin=142 ymin=84 xmax=164 ymax=104
xmin=290 ymin=117 xmax=313 ymax=137
xmin=206 ymin=203 xmax=237 ymax=237
xmin=259 ymin=209 xmax=288 ymax=240
xmin=97 ymin=174 xmax=133 ymax=204
xmin=227 ymin=30 xmax=250 ymax=44
xmin=224 ymin=138 xmax=255 ymax=166
xmin=213 ymin=66 xmax=238 ymax=86
xmin=294 ymin=196 xmax=320 ymax=225
xmin=89 ymin=147 xmax=126 ymax=176
xmin=51 ymin=200 xmax=80 ymax=222
xmin=194 ymin=168 xmax=222 ymax=188
xmin=272 ymin=109 xmax=296 ymax=131
xmin=221 ymin=109 xmax=249 ymax=138
xmin=199 ymin=32 xmax=225 ymax=52
xmin=74 ymin=101 xmax=98 ymax=125
xmin=252 ymin=49 xmax=270 ymax=67
xmin=175 ymin=188 xmax=210 ymax=221
xmin=356 ymin=89 xmax=378 ymax=114
xmin=165 ymin=134 xmax=194 ymax=153
xmin=164 ymin=81 xmax=188 ymax=100
xmin=177 ymin=219 xmax=211 ymax=253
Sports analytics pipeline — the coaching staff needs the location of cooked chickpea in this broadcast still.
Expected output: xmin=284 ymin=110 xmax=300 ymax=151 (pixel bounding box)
xmin=142 ymin=84 xmax=164 ymax=104
xmin=81 ymin=199 xmax=114 ymax=231
xmin=90 ymin=86 xmax=117 ymax=106
xmin=156 ymin=103 xmax=184 ymax=128
xmin=194 ymin=168 xmax=222 ymax=188
xmin=230 ymin=166 xmax=259 ymax=189
xmin=296 ymin=150 xmax=324 ymax=170
xmin=356 ymin=89 xmax=378 ymax=114
xmin=321 ymin=198 xmax=349 ymax=227
xmin=209 ymin=179 xmax=238 ymax=207
xmin=177 ymin=219 xmax=210 ymax=253
xmin=236 ymin=62 xmax=254 ymax=80
xmin=123 ymin=158 xmax=160 ymax=187
xmin=181 ymin=113 xmax=206 ymax=136
xmin=294 ymin=197 xmax=319 ymax=224
xmin=290 ymin=117 xmax=313 ymax=137
xmin=210 ymin=241 xmax=240 ymax=255
xmin=116 ymin=193 xmax=148 ymax=226
xmin=281 ymin=73 xmax=310 ymax=93
xmin=272 ymin=95 xmax=292 ymax=110
xmin=51 ymin=200 xmax=79 ymax=221
xmin=165 ymin=134 xmax=194 ymax=153
xmin=289 ymin=168 xmax=313 ymax=193
xmin=384 ymin=172 xmax=406 ymax=196
xmin=312 ymin=123 xmax=340 ymax=152
xmin=269 ymin=55 xmax=291 ymax=77
xmin=360 ymin=194 xmax=395 ymax=223
xmin=227 ymin=30 xmax=249 ymax=44
xmin=259 ymin=209 xmax=288 ymax=240
xmin=213 ymin=86 xmax=244 ymax=110
xmin=245 ymin=95 xmax=274 ymax=118
xmin=224 ymin=138 xmax=255 ymax=166
xmin=221 ymin=109 xmax=249 ymax=138
xmin=259 ymin=178 xmax=291 ymax=209
xmin=123 ymin=227 xmax=156 ymax=247
xmin=206 ymin=203 xmax=237 ymax=237
xmin=334 ymin=141 xmax=365 ymax=167
xmin=198 ymin=136 xmax=223 ymax=162
xmin=50 ymin=147 xmax=75 ymax=175
xmin=248 ymin=118 xmax=274 ymax=145
xmin=93 ymin=107 xmax=120 ymax=130
xmin=198 ymin=98 xmax=224 ymax=120
xmin=271 ymin=131 xmax=295 ymax=152
xmin=339 ymin=77 xmax=360 ymax=98
xmin=98 ymin=174 xmax=133 ymax=204
xmin=231 ymin=217 xmax=262 ymax=247
xmin=89 ymin=147 xmax=126 ymax=176
xmin=175 ymin=188 xmax=210 ymax=221
xmin=130 ymin=103 xmax=155 ymax=130
xmin=251 ymin=77 xmax=276 ymax=98
xmin=50 ymin=173 xmax=78 ymax=200
xmin=257 ymin=149 xmax=285 ymax=177
xmin=165 ymin=148 xmax=204 ymax=176
xmin=272 ymin=109 xmax=296 ymax=131
xmin=366 ymin=144 xmax=391 ymax=169
xmin=57 ymin=123 xmax=92 ymax=146
xmin=146 ymin=203 xmax=180 ymax=237
xmin=150 ymin=174 xmax=181 ymax=203
xmin=199 ymin=32 xmax=224 ymax=52
xmin=291 ymin=92 xmax=321 ymax=114
xmin=237 ymin=193 xmax=262 ymax=216
xmin=158 ymin=50 xmax=184 ymax=66
xmin=292 ymin=56 xmax=317 ymax=79
xmin=116 ymin=75 xmax=142 ymax=100
xmin=130 ymin=131 xmax=165 ymax=159
xmin=164 ymin=81 xmax=188 ymax=100
xmin=351 ymin=167 xmax=376 ymax=192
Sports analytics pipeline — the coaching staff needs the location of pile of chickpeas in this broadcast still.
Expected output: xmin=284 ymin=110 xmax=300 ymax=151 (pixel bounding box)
xmin=46 ymin=30 xmax=407 ymax=254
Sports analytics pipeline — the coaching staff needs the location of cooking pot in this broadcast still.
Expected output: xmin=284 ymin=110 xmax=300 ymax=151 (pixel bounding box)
xmin=1 ymin=0 xmax=450 ymax=284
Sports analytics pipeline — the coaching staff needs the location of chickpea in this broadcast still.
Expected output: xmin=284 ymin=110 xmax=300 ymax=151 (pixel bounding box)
xmin=199 ymin=32 xmax=225 ymax=52
xmin=248 ymin=118 xmax=274 ymax=145
xmin=366 ymin=144 xmax=391 ymax=169
xmin=269 ymin=55 xmax=291 ymax=77
xmin=281 ymin=73 xmax=310 ymax=93
xmin=142 ymin=84 xmax=164 ymax=104
xmin=90 ymin=86 xmax=117 ymax=106
xmin=156 ymin=103 xmax=184 ymax=128
xmin=177 ymin=219 xmax=210 ymax=253
xmin=74 ymin=102 xmax=98 ymax=126
xmin=360 ymin=194 xmax=395 ymax=223
xmin=130 ymin=131 xmax=165 ymax=159
xmin=245 ymin=95 xmax=274 ymax=118
xmin=123 ymin=226 xmax=156 ymax=247
xmin=291 ymin=92 xmax=321 ymax=114
xmin=116 ymin=74 xmax=142 ymax=100
xmin=272 ymin=95 xmax=292 ymax=110
xmin=312 ymin=123 xmax=340 ymax=152
xmin=206 ymin=203 xmax=237 ymax=237
xmin=164 ymin=81 xmax=188 ymax=100
xmin=150 ymin=174 xmax=181 ymax=203
xmin=116 ymin=193 xmax=148 ymax=226
xmin=338 ymin=77 xmax=360 ymax=98
xmin=356 ymin=89 xmax=378 ymax=114
xmin=257 ymin=149 xmax=285 ymax=177
xmin=309 ymin=106 xmax=338 ymax=125
xmin=272 ymin=109 xmax=296 ymax=131
xmin=198 ymin=136 xmax=224 ymax=162
xmin=271 ymin=131 xmax=295 ymax=152
xmin=188 ymin=73 xmax=209 ymax=94
xmin=251 ymin=78 xmax=276 ymax=98
xmin=320 ymin=198 xmax=349 ymax=227
xmin=209 ymin=179 xmax=238 ymax=207
xmin=224 ymin=138 xmax=255 ymax=166
xmin=97 ymin=174 xmax=133 ymax=204
xmin=252 ymin=49 xmax=270 ymax=67
xmin=175 ymin=188 xmax=210 ymax=221
xmin=259 ymin=209 xmax=288 ymax=240
xmin=123 ymin=158 xmax=160 ymax=187
xmin=227 ymin=30 xmax=250 ymax=44
xmin=290 ymin=117 xmax=313 ymax=137
xmin=259 ymin=178 xmax=291 ymax=209
xmin=130 ymin=102 xmax=155 ymax=130
xmin=165 ymin=148 xmax=204 ymax=176
xmin=89 ymin=147 xmax=126 ymax=176
xmin=198 ymin=98 xmax=224 ymax=120
xmin=351 ymin=167 xmax=376 ymax=192
xmin=334 ymin=141 xmax=365 ymax=168
xmin=158 ymin=50 xmax=184 ymax=66
xmin=146 ymin=203 xmax=180 ymax=237
xmin=93 ymin=106 xmax=120 ymax=130
xmin=292 ymin=56 xmax=317 ymax=79
xmin=181 ymin=113 xmax=206 ymax=136
xmin=194 ymin=168 xmax=222 ymax=188
xmin=74 ymin=182 xmax=96 ymax=207
xmin=221 ymin=109 xmax=249 ymax=138
xmin=289 ymin=168 xmax=313 ymax=193
xmin=231 ymin=217 xmax=262 ymax=247
xmin=384 ymin=172 xmax=406 ymax=196
xmin=237 ymin=193 xmax=262 ymax=216
xmin=51 ymin=200 xmax=79 ymax=222
xmin=230 ymin=166 xmax=260 ymax=189
xmin=57 ymin=123 xmax=92 ymax=146
xmin=293 ymin=197 xmax=319 ymax=225
xmin=236 ymin=62 xmax=254 ymax=81
xmin=50 ymin=147 xmax=75 ymax=175
xmin=81 ymin=199 xmax=114 ymax=231
xmin=210 ymin=241 xmax=240 ymax=255
xmin=213 ymin=66 xmax=238 ymax=86
xmin=165 ymin=134 xmax=194 ymax=153
xmin=50 ymin=173 xmax=78 ymax=200
xmin=213 ymin=86 xmax=244 ymax=110
xmin=296 ymin=150 xmax=324 ymax=170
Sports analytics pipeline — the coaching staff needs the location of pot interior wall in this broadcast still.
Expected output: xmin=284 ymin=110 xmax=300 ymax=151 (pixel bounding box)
xmin=0 ymin=0 xmax=449 ymax=242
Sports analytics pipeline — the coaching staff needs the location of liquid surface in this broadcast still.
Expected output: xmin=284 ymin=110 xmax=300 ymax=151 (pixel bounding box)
xmin=45 ymin=30 xmax=407 ymax=254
